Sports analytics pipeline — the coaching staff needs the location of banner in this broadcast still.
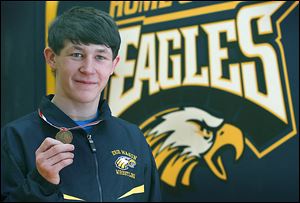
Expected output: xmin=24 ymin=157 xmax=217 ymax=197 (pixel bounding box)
xmin=47 ymin=1 xmax=299 ymax=201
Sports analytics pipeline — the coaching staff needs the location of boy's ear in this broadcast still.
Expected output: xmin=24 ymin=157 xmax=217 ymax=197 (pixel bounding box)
xmin=44 ymin=47 xmax=56 ymax=68
xmin=111 ymin=55 xmax=120 ymax=75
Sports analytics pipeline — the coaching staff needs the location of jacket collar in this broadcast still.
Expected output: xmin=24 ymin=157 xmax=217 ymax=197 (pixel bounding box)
xmin=38 ymin=95 xmax=112 ymax=129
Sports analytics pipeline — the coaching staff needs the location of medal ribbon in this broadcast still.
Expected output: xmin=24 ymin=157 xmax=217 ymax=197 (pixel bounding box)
xmin=38 ymin=109 xmax=102 ymax=131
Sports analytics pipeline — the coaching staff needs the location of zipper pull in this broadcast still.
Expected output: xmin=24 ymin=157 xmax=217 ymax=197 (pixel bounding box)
xmin=87 ymin=134 xmax=96 ymax=152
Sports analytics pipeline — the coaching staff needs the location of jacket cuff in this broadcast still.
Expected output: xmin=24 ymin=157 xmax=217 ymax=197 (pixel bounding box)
xmin=29 ymin=168 xmax=61 ymax=195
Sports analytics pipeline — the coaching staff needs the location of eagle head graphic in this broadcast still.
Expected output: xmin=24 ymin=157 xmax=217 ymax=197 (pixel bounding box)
xmin=143 ymin=107 xmax=244 ymax=187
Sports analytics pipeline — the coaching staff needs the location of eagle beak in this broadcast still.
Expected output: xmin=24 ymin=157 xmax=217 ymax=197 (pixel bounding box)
xmin=203 ymin=123 xmax=244 ymax=180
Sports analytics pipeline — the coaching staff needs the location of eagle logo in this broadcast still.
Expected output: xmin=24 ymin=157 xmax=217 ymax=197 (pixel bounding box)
xmin=141 ymin=107 xmax=245 ymax=187
xmin=115 ymin=156 xmax=136 ymax=170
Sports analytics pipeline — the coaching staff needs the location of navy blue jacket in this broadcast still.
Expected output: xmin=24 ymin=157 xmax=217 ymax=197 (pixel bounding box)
xmin=1 ymin=95 xmax=161 ymax=202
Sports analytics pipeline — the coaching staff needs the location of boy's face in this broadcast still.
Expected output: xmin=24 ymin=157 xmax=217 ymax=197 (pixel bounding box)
xmin=45 ymin=41 xmax=119 ymax=104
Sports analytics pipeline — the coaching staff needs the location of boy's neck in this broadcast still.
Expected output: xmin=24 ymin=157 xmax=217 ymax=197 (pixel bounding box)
xmin=51 ymin=95 xmax=100 ymax=121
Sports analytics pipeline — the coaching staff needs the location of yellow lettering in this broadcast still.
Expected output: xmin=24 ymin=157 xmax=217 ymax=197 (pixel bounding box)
xmin=109 ymin=1 xmax=124 ymax=18
xmin=157 ymin=29 xmax=181 ymax=89
xmin=135 ymin=33 xmax=160 ymax=95
xmin=237 ymin=1 xmax=287 ymax=123
xmin=109 ymin=3 xmax=286 ymax=123
xmin=109 ymin=26 xmax=141 ymax=116
xmin=181 ymin=25 xmax=209 ymax=86
xmin=201 ymin=20 xmax=242 ymax=96
xmin=124 ymin=1 xmax=139 ymax=15
xmin=110 ymin=1 xmax=173 ymax=18
xmin=138 ymin=1 xmax=158 ymax=12
xmin=159 ymin=1 xmax=172 ymax=8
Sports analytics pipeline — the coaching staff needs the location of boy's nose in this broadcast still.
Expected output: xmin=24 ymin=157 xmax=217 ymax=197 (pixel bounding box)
xmin=80 ymin=57 xmax=96 ymax=74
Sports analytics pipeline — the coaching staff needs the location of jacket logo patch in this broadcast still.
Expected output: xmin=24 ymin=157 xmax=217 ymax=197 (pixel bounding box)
xmin=115 ymin=156 xmax=136 ymax=170
xmin=112 ymin=149 xmax=137 ymax=179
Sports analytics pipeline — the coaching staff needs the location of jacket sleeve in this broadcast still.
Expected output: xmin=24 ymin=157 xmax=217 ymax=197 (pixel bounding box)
xmin=145 ymin=144 xmax=162 ymax=202
xmin=1 ymin=128 xmax=64 ymax=202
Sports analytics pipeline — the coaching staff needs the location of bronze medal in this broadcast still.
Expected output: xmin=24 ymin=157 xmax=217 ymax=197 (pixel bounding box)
xmin=56 ymin=130 xmax=73 ymax=144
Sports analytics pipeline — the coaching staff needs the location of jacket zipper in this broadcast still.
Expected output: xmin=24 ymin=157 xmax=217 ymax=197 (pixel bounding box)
xmin=87 ymin=134 xmax=103 ymax=202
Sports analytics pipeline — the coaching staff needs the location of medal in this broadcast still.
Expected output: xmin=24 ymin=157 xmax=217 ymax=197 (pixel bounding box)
xmin=38 ymin=109 xmax=102 ymax=144
xmin=56 ymin=129 xmax=73 ymax=144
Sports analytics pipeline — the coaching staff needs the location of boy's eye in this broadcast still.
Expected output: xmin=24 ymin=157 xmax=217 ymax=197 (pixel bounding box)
xmin=71 ymin=53 xmax=83 ymax=58
xmin=96 ymin=55 xmax=105 ymax=60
